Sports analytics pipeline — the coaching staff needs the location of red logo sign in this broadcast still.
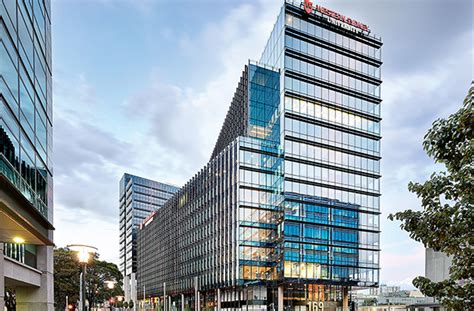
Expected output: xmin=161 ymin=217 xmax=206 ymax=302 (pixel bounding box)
xmin=301 ymin=1 xmax=369 ymax=32
xmin=304 ymin=0 xmax=313 ymax=14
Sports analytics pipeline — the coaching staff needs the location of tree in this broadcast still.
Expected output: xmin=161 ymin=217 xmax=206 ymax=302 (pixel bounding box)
xmin=54 ymin=248 xmax=80 ymax=309
xmin=129 ymin=300 xmax=135 ymax=309
xmin=389 ymin=82 xmax=474 ymax=310
xmin=85 ymin=256 xmax=124 ymax=307
xmin=54 ymin=247 xmax=124 ymax=309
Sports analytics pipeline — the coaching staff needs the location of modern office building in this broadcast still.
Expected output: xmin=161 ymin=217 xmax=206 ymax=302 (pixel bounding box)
xmin=0 ymin=0 xmax=54 ymax=310
xmin=119 ymin=173 xmax=179 ymax=305
xmin=425 ymin=248 xmax=452 ymax=283
xmin=137 ymin=1 xmax=382 ymax=310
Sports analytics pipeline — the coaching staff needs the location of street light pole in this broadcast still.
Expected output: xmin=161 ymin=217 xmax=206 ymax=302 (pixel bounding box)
xmin=67 ymin=245 xmax=97 ymax=311
xmin=82 ymin=263 xmax=87 ymax=311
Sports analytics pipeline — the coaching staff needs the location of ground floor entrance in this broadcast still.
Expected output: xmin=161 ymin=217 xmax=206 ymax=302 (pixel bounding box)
xmin=139 ymin=284 xmax=354 ymax=311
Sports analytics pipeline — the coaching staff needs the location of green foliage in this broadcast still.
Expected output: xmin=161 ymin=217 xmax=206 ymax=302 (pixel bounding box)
xmin=85 ymin=255 xmax=124 ymax=306
xmin=54 ymin=247 xmax=80 ymax=309
xmin=129 ymin=300 xmax=135 ymax=308
xmin=124 ymin=301 xmax=129 ymax=308
xmin=389 ymin=82 xmax=474 ymax=310
xmin=54 ymin=247 xmax=125 ymax=308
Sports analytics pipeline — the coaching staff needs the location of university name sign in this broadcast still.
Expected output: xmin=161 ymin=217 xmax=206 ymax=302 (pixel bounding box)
xmin=302 ymin=0 xmax=370 ymax=34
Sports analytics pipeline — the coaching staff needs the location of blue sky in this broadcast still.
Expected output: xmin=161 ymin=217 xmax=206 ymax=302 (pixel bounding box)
xmin=51 ymin=0 xmax=473 ymax=288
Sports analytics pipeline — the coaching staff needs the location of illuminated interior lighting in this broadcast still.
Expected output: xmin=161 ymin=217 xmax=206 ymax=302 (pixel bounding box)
xmin=13 ymin=237 xmax=25 ymax=244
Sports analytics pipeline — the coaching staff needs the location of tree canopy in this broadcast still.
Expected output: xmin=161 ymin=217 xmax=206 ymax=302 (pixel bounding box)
xmin=389 ymin=82 xmax=474 ymax=309
xmin=54 ymin=247 xmax=124 ymax=309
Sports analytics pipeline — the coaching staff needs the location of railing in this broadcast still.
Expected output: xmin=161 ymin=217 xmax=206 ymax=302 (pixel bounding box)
xmin=0 ymin=153 xmax=48 ymax=218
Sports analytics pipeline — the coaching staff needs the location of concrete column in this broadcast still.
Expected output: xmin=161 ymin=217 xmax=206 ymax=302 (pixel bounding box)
xmin=0 ymin=243 xmax=5 ymax=311
xmin=131 ymin=273 xmax=137 ymax=309
xmin=16 ymin=245 xmax=54 ymax=311
xmin=194 ymin=277 xmax=199 ymax=311
xmin=277 ymin=286 xmax=283 ymax=311
xmin=168 ymin=296 xmax=172 ymax=311
xmin=181 ymin=294 xmax=185 ymax=311
xmin=217 ymin=288 xmax=221 ymax=311
xmin=342 ymin=287 xmax=349 ymax=311
xmin=124 ymin=275 xmax=131 ymax=302
xmin=164 ymin=282 xmax=167 ymax=311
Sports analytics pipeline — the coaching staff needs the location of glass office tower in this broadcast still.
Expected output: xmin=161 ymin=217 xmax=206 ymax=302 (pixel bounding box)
xmin=137 ymin=1 xmax=382 ymax=310
xmin=0 ymin=0 xmax=54 ymax=310
xmin=119 ymin=173 xmax=179 ymax=305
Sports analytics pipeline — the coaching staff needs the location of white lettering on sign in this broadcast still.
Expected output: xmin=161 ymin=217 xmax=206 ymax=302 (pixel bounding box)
xmin=308 ymin=301 xmax=324 ymax=311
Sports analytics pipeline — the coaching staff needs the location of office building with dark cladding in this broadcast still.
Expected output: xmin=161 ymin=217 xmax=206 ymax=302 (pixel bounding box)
xmin=119 ymin=173 xmax=179 ymax=306
xmin=0 ymin=0 xmax=54 ymax=310
xmin=137 ymin=1 xmax=382 ymax=310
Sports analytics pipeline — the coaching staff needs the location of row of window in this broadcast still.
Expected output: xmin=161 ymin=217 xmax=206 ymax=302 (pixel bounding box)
xmin=239 ymin=227 xmax=277 ymax=245
xmin=284 ymin=180 xmax=380 ymax=211
xmin=285 ymin=140 xmax=380 ymax=174
xmin=239 ymin=168 xmax=282 ymax=190
xmin=285 ymin=160 xmax=380 ymax=193
xmin=286 ymin=55 xmax=381 ymax=97
xmin=241 ymin=265 xmax=276 ymax=280
xmin=285 ymin=13 xmax=382 ymax=60
xmin=283 ymin=261 xmax=324 ymax=279
xmin=284 ymin=201 xmax=379 ymax=230
xmin=284 ymin=117 xmax=380 ymax=157
xmin=284 ymin=241 xmax=379 ymax=265
xmin=284 ymin=95 xmax=380 ymax=135
xmin=239 ymin=208 xmax=279 ymax=227
xmin=239 ymin=188 xmax=281 ymax=207
xmin=285 ymin=76 xmax=380 ymax=117
xmin=0 ymin=113 xmax=47 ymax=204
xmin=1 ymin=20 xmax=50 ymax=168
xmin=1 ymin=1 xmax=50 ymax=114
xmin=283 ymin=247 xmax=378 ymax=268
xmin=1 ymin=40 xmax=42 ymax=151
xmin=260 ymin=7 xmax=285 ymax=68
xmin=239 ymin=150 xmax=282 ymax=172
xmin=285 ymin=34 xmax=381 ymax=79
xmin=240 ymin=246 xmax=275 ymax=262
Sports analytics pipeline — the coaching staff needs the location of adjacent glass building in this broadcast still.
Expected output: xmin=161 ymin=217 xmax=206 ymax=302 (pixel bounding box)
xmin=137 ymin=1 xmax=382 ymax=310
xmin=0 ymin=0 xmax=54 ymax=310
xmin=119 ymin=173 xmax=179 ymax=305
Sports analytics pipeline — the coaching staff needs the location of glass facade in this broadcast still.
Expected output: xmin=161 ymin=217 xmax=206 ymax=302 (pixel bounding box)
xmin=1 ymin=0 xmax=52 ymax=266
xmin=119 ymin=173 xmax=179 ymax=302
xmin=137 ymin=1 xmax=382 ymax=310
xmin=278 ymin=1 xmax=382 ymax=293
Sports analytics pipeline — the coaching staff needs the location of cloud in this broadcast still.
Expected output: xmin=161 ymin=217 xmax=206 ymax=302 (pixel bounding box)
xmin=52 ymin=0 xmax=280 ymax=263
xmin=123 ymin=0 xmax=281 ymax=167
xmin=51 ymin=0 xmax=473 ymax=279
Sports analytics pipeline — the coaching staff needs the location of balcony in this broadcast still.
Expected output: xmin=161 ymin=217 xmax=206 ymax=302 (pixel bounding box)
xmin=0 ymin=153 xmax=53 ymax=246
xmin=0 ymin=153 xmax=48 ymax=218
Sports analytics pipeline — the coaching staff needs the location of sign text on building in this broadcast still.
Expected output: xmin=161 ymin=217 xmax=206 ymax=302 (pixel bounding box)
xmin=302 ymin=0 xmax=370 ymax=34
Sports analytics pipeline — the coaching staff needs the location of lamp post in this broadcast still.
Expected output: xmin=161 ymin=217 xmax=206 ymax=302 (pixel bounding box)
xmin=104 ymin=281 xmax=116 ymax=311
xmin=67 ymin=244 xmax=98 ymax=311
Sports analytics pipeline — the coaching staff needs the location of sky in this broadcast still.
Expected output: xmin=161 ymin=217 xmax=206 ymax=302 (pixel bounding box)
xmin=51 ymin=0 xmax=473 ymax=289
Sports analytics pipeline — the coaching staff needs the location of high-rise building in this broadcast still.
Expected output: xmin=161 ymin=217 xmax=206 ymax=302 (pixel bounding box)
xmin=137 ymin=1 xmax=382 ymax=310
xmin=425 ymin=248 xmax=452 ymax=283
xmin=119 ymin=173 xmax=179 ymax=305
xmin=0 ymin=0 xmax=54 ymax=310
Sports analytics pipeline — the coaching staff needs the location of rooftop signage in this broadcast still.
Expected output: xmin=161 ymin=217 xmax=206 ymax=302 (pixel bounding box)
xmin=302 ymin=0 xmax=370 ymax=34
